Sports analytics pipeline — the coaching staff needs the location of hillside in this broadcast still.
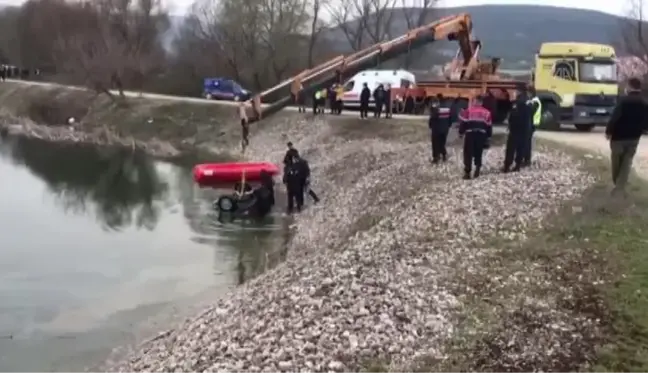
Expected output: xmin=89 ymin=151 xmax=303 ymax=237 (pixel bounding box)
xmin=324 ymin=5 xmax=624 ymax=69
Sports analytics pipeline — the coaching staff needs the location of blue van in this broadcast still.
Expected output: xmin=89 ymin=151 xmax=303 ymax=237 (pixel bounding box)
xmin=203 ymin=78 xmax=251 ymax=101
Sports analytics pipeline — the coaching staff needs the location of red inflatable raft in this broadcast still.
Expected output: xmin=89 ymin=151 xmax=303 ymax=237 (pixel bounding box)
xmin=193 ymin=162 xmax=280 ymax=186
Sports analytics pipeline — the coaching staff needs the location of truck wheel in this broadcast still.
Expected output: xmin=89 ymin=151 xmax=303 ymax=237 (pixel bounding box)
xmin=539 ymin=102 xmax=560 ymax=131
xmin=205 ymin=93 xmax=213 ymax=100
xmin=215 ymin=195 xmax=237 ymax=213
xmin=575 ymin=124 xmax=595 ymax=132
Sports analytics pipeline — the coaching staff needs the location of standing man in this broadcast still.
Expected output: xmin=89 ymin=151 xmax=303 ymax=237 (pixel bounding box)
xmin=283 ymin=154 xmax=305 ymax=213
xmin=522 ymin=86 xmax=541 ymax=167
xmin=313 ymin=90 xmax=321 ymax=115
xmin=238 ymin=102 xmax=250 ymax=152
xmin=373 ymin=84 xmax=385 ymax=118
xmin=384 ymin=84 xmax=393 ymax=118
xmin=296 ymin=82 xmax=306 ymax=113
xmin=335 ymin=84 xmax=344 ymax=115
xmin=502 ymin=86 xmax=532 ymax=172
xmin=428 ymin=94 xmax=451 ymax=163
xmin=605 ymin=77 xmax=648 ymax=195
xmin=458 ymin=95 xmax=493 ymax=179
xmin=360 ymin=83 xmax=371 ymax=119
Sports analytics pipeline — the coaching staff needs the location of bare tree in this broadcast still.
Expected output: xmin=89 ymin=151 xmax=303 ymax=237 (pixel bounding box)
xmin=400 ymin=0 xmax=437 ymax=68
xmin=306 ymin=0 xmax=330 ymax=68
xmin=327 ymin=0 xmax=397 ymax=51
xmin=52 ymin=0 xmax=169 ymax=101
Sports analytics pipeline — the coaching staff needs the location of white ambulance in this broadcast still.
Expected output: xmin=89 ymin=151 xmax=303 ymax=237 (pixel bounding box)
xmin=341 ymin=69 xmax=416 ymax=108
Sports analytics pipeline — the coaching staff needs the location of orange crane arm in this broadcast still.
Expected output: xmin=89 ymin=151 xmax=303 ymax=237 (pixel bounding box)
xmin=241 ymin=13 xmax=474 ymax=123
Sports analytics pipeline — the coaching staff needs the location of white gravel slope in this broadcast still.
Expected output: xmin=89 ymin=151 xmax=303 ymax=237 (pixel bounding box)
xmin=114 ymin=117 xmax=595 ymax=372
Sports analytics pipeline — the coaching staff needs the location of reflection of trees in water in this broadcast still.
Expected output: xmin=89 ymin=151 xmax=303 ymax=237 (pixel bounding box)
xmin=7 ymin=137 xmax=168 ymax=231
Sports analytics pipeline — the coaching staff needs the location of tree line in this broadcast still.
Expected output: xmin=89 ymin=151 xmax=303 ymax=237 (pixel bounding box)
xmin=0 ymin=0 xmax=438 ymax=100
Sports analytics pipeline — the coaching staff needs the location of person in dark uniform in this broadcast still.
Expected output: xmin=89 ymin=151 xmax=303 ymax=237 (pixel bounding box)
xmin=384 ymin=84 xmax=392 ymax=118
xmin=295 ymin=155 xmax=320 ymax=203
xmin=328 ymin=85 xmax=337 ymax=114
xmin=252 ymin=170 xmax=275 ymax=216
xmin=283 ymin=142 xmax=299 ymax=166
xmin=373 ymin=84 xmax=385 ymax=118
xmin=428 ymin=94 xmax=451 ymax=163
xmin=283 ymin=155 xmax=305 ymax=213
xmin=360 ymin=83 xmax=371 ymax=119
xmin=458 ymin=95 xmax=493 ymax=179
xmin=502 ymin=86 xmax=531 ymax=173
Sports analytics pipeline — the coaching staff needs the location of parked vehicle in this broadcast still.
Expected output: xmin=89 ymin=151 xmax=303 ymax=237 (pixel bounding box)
xmin=203 ymin=78 xmax=251 ymax=101
xmin=341 ymin=69 xmax=416 ymax=109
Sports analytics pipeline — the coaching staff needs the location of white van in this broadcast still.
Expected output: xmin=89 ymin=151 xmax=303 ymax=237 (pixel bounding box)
xmin=341 ymin=69 xmax=416 ymax=108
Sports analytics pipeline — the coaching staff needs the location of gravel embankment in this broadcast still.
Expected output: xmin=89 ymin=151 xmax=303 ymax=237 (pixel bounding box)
xmin=114 ymin=117 xmax=595 ymax=372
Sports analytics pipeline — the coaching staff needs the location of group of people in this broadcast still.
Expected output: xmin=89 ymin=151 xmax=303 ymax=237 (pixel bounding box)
xmin=282 ymin=142 xmax=320 ymax=213
xmin=427 ymin=85 xmax=541 ymax=180
xmin=306 ymin=84 xmax=345 ymax=115
xmin=359 ymin=83 xmax=392 ymax=119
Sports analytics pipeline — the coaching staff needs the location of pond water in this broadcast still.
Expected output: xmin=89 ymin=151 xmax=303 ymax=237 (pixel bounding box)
xmin=0 ymin=136 xmax=287 ymax=371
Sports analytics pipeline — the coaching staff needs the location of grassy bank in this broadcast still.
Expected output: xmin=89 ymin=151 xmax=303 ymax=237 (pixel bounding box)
xmin=420 ymin=141 xmax=648 ymax=372
xmin=450 ymin=143 xmax=648 ymax=373
xmin=0 ymin=81 xmax=300 ymax=157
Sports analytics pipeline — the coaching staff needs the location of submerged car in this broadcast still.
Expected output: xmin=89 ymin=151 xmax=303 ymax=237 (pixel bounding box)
xmin=203 ymin=77 xmax=251 ymax=101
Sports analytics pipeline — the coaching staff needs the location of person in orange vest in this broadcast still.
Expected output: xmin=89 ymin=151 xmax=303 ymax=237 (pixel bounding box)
xmin=335 ymin=84 xmax=344 ymax=114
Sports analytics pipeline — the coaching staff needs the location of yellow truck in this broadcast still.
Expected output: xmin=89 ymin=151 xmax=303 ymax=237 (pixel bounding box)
xmin=533 ymin=42 xmax=619 ymax=132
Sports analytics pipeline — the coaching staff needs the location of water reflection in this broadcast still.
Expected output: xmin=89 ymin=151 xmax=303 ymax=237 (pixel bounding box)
xmin=5 ymin=137 xmax=168 ymax=231
xmin=0 ymin=136 xmax=289 ymax=371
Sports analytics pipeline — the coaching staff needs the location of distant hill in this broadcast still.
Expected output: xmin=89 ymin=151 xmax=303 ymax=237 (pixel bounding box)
xmin=324 ymin=5 xmax=625 ymax=69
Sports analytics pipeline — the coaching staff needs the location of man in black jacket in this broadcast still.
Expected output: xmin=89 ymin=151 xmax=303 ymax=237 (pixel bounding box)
xmin=606 ymin=77 xmax=648 ymax=194
xmin=373 ymin=84 xmax=385 ymax=118
xmin=502 ymin=86 xmax=532 ymax=172
xmin=360 ymin=83 xmax=371 ymax=119
xmin=428 ymin=94 xmax=451 ymax=163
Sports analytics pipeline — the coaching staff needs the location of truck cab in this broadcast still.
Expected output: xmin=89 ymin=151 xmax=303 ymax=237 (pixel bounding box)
xmin=533 ymin=42 xmax=618 ymax=132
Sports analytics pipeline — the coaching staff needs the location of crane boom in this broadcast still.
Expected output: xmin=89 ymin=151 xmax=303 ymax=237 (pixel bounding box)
xmin=240 ymin=13 xmax=474 ymax=124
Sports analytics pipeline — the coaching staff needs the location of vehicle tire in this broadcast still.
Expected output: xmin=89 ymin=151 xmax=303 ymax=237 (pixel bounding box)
xmin=575 ymin=123 xmax=595 ymax=132
xmin=205 ymin=93 xmax=213 ymax=100
xmin=234 ymin=95 xmax=240 ymax=101
xmin=216 ymin=195 xmax=237 ymax=213
xmin=539 ymin=102 xmax=561 ymax=131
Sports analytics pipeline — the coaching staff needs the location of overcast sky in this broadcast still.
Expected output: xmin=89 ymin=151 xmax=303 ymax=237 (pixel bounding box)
xmin=0 ymin=0 xmax=630 ymax=16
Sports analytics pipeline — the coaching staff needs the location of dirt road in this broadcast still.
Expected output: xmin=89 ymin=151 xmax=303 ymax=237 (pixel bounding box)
xmin=536 ymin=128 xmax=648 ymax=179
xmin=4 ymin=79 xmax=426 ymax=121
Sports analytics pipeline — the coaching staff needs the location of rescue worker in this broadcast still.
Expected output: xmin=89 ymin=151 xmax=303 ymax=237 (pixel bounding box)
xmin=319 ymin=88 xmax=328 ymax=113
xmin=283 ymin=141 xmax=299 ymax=166
xmin=384 ymin=84 xmax=392 ymax=118
xmin=238 ymin=102 xmax=250 ymax=152
xmin=428 ymin=94 xmax=451 ymax=163
xmin=502 ymin=86 xmax=532 ymax=173
xmin=253 ymin=170 xmax=275 ymax=216
xmin=283 ymin=154 xmax=305 ymax=213
xmin=313 ymin=90 xmax=321 ymax=114
xmin=360 ymin=83 xmax=371 ymax=119
xmin=335 ymin=84 xmax=344 ymax=115
xmin=296 ymin=155 xmax=320 ymax=203
xmin=328 ymin=85 xmax=337 ymax=114
xmin=522 ymin=87 xmax=541 ymax=167
xmin=373 ymin=84 xmax=385 ymax=118
xmin=458 ymin=95 xmax=493 ymax=179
